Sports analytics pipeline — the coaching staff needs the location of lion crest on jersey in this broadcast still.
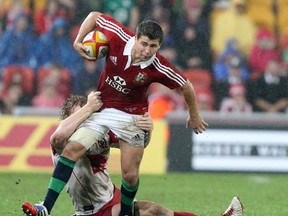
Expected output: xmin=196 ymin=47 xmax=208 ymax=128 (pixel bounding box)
xmin=134 ymin=72 xmax=147 ymax=84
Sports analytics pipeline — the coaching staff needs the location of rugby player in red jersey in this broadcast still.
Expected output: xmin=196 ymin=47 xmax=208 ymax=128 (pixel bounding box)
xmin=22 ymin=11 xmax=208 ymax=216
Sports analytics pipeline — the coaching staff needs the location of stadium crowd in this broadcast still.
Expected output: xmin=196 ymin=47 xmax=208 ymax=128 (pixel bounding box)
xmin=0 ymin=0 xmax=288 ymax=116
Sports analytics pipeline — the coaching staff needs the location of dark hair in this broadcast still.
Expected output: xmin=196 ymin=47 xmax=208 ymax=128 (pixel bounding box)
xmin=136 ymin=20 xmax=163 ymax=44
xmin=59 ymin=95 xmax=87 ymax=120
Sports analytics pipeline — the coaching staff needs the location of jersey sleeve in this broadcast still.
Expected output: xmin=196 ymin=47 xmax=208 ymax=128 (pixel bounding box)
xmin=153 ymin=53 xmax=188 ymax=90
xmin=96 ymin=14 xmax=134 ymax=42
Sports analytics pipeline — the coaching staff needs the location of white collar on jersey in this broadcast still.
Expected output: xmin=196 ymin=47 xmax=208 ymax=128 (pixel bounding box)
xmin=124 ymin=36 xmax=156 ymax=69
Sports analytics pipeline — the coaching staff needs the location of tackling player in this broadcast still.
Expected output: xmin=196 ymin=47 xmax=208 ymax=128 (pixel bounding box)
xmin=22 ymin=92 xmax=243 ymax=216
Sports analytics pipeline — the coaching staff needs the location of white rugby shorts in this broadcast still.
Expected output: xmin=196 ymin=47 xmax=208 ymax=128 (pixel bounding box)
xmin=69 ymin=108 xmax=149 ymax=149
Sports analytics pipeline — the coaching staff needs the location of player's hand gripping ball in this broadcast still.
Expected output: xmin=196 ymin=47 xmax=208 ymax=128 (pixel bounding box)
xmin=82 ymin=31 xmax=109 ymax=59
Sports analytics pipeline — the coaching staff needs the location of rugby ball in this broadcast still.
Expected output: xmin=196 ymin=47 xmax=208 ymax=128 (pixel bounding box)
xmin=82 ymin=31 xmax=109 ymax=59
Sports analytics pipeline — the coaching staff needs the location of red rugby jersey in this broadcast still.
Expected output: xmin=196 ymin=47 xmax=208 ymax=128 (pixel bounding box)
xmin=96 ymin=14 xmax=187 ymax=115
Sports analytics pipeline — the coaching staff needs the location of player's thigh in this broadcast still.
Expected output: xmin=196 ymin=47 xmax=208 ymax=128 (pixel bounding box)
xmin=69 ymin=127 xmax=103 ymax=150
xmin=111 ymin=204 xmax=120 ymax=216
xmin=136 ymin=201 xmax=173 ymax=216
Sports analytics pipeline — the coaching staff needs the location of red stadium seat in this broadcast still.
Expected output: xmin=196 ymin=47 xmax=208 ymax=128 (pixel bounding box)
xmin=2 ymin=65 xmax=34 ymax=94
xmin=182 ymin=69 xmax=213 ymax=93
xmin=36 ymin=65 xmax=71 ymax=98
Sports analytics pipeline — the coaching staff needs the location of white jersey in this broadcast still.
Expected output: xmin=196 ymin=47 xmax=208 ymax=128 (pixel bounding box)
xmin=52 ymin=136 xmax=114 ymax=215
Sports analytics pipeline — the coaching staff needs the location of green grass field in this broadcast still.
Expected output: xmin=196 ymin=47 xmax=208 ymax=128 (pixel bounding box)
xmin=1 ymin=172 xmax=288 ymax=216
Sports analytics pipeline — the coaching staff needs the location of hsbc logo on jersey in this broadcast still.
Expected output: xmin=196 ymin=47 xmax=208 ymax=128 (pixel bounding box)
xmin=113 ymin=76 xmax=126 ymax=85
xmin=105 ymin=76 xmax=131 ymax=94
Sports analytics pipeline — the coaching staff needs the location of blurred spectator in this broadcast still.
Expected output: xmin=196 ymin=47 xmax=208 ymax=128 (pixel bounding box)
xmin=249 ymin=59 xmax=288 ymax=113
xmin=101 ymin=0 xmax=139 ymax=31
xmin=159 ymin=47 xmax=178 ymax=67
xmin=0 ymin=83 xmax=22 ymax=114
xmin=247 ymin=0 xmax=288 ymax=40
xmin=70 ymin=0 xmax=102 ymax=41
xmin=282 ymin=35 xmax=288 ymax=59
xmin=56 ymin=0 xmax=77 ymax=21
xmin=173 ymin=0 xmax=207 ymax=39
xmin=0 ymin=65 xmax=33 ymax=114
xmin=36 ymin=63 xmax=71 ymax=98
xmin=0 ymin=13 xmax=36 ymax=69
xmin=248 ymin=27 xmax=281 ymax=80
xmin=35 ymin=17 xmax=82 ymax=74
xmin=158 ymin=18 xmax=175 ymax=50
xmin=220 ymin=83 xmax=252 ymax=113
xmin=137 ymin=0 xmax=175 ymax=25
xmin=214 ymin=57 xmax=248 ymax=109
xmin=147 ymin=6 xmax=178 ymax=65
xmin=72 ymin=0 xmax=102 ymax=24
xmin=1 ymin=0 xmax=28 ymax=29
xmin=211 ymin=0 xmax=256 ymax=57
xmin=196 ymin=88 xmax=215 ymax=111
xmin=32 ymin=77 xmax=65 ymax=108
xmin=175 ymin=24 xmax=209 ymax=70
xmin=2 ymin=65 xmax=34 ymax=95
xmin=0 ymin=82 xmax=32 ymax=114
xmin=213 ymin=39 xmax=250 ymax=82
xmin=148 ymin=83 xmax=186 ymax=119
xmin=33 ymin=0 xmax=63 ymax=36
xmin=210 ymin=0 xmax=230 ymax=16
xmin=146 ymin=2 xmax=169 ymax=21
xmin=173 ymin=0 xmax=212 ymax=70
xmin=72 ymin=59 xmax=104 ymax=96
xmin=0 ymin=0 xmax=46 ymax=21
xmin=280 ymin=34 xmax=288 ymax=73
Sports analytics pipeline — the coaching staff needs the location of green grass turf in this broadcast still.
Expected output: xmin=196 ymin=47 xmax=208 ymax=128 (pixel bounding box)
xmin=1 ymin=172 xmax=288 ymax=215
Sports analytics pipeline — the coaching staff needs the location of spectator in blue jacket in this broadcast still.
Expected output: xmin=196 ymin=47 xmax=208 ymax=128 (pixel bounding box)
xmin=0 ymin=13 xmax=36 ymax=69
xmin=35 ymin=17 xmax=82 ymax=75
xmin=213 ymin=38 xmax=250 ymax=82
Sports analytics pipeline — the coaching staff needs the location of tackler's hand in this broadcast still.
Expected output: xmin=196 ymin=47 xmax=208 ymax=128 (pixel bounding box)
xmin=86 ymin=91 xmax=103 ymax=112
xmin=135 ymin=112 xmax=154 ymax=132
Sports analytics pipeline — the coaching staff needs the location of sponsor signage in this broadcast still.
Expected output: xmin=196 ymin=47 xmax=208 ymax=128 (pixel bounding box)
xmin=192 ymin=129 xmax=288 ymax=172
xmin=166 ymin=111 xmax=288 ymax=173
xmin=0 ymin=116 xmax=167 ymax=174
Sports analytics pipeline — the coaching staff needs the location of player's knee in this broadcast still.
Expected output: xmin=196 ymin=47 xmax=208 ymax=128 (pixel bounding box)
xmin=122 ymin=171 xmax=138 ymax=185
xmin=51 ymin=140 xmax=65 ymax=151
xmin=62 ymin=141 xmax=86 ymax=161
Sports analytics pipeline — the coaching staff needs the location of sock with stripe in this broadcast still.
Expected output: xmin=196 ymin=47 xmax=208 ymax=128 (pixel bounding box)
xmin=43 ymin=156 xmax=76 ymax=214
xmin=120 ymin=179 xmax=139 ymax=216
xmin=174 ymin=212 xmax=198 ymax=216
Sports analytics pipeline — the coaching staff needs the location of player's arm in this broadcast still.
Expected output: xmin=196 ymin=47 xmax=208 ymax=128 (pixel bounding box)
xmin=50 ymin=91 xmax=103 ymax=150
xmin=180 ymin=80 xmax=208 ymax=134
xmin=73 ymin=11 xmax=103 ymax=60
